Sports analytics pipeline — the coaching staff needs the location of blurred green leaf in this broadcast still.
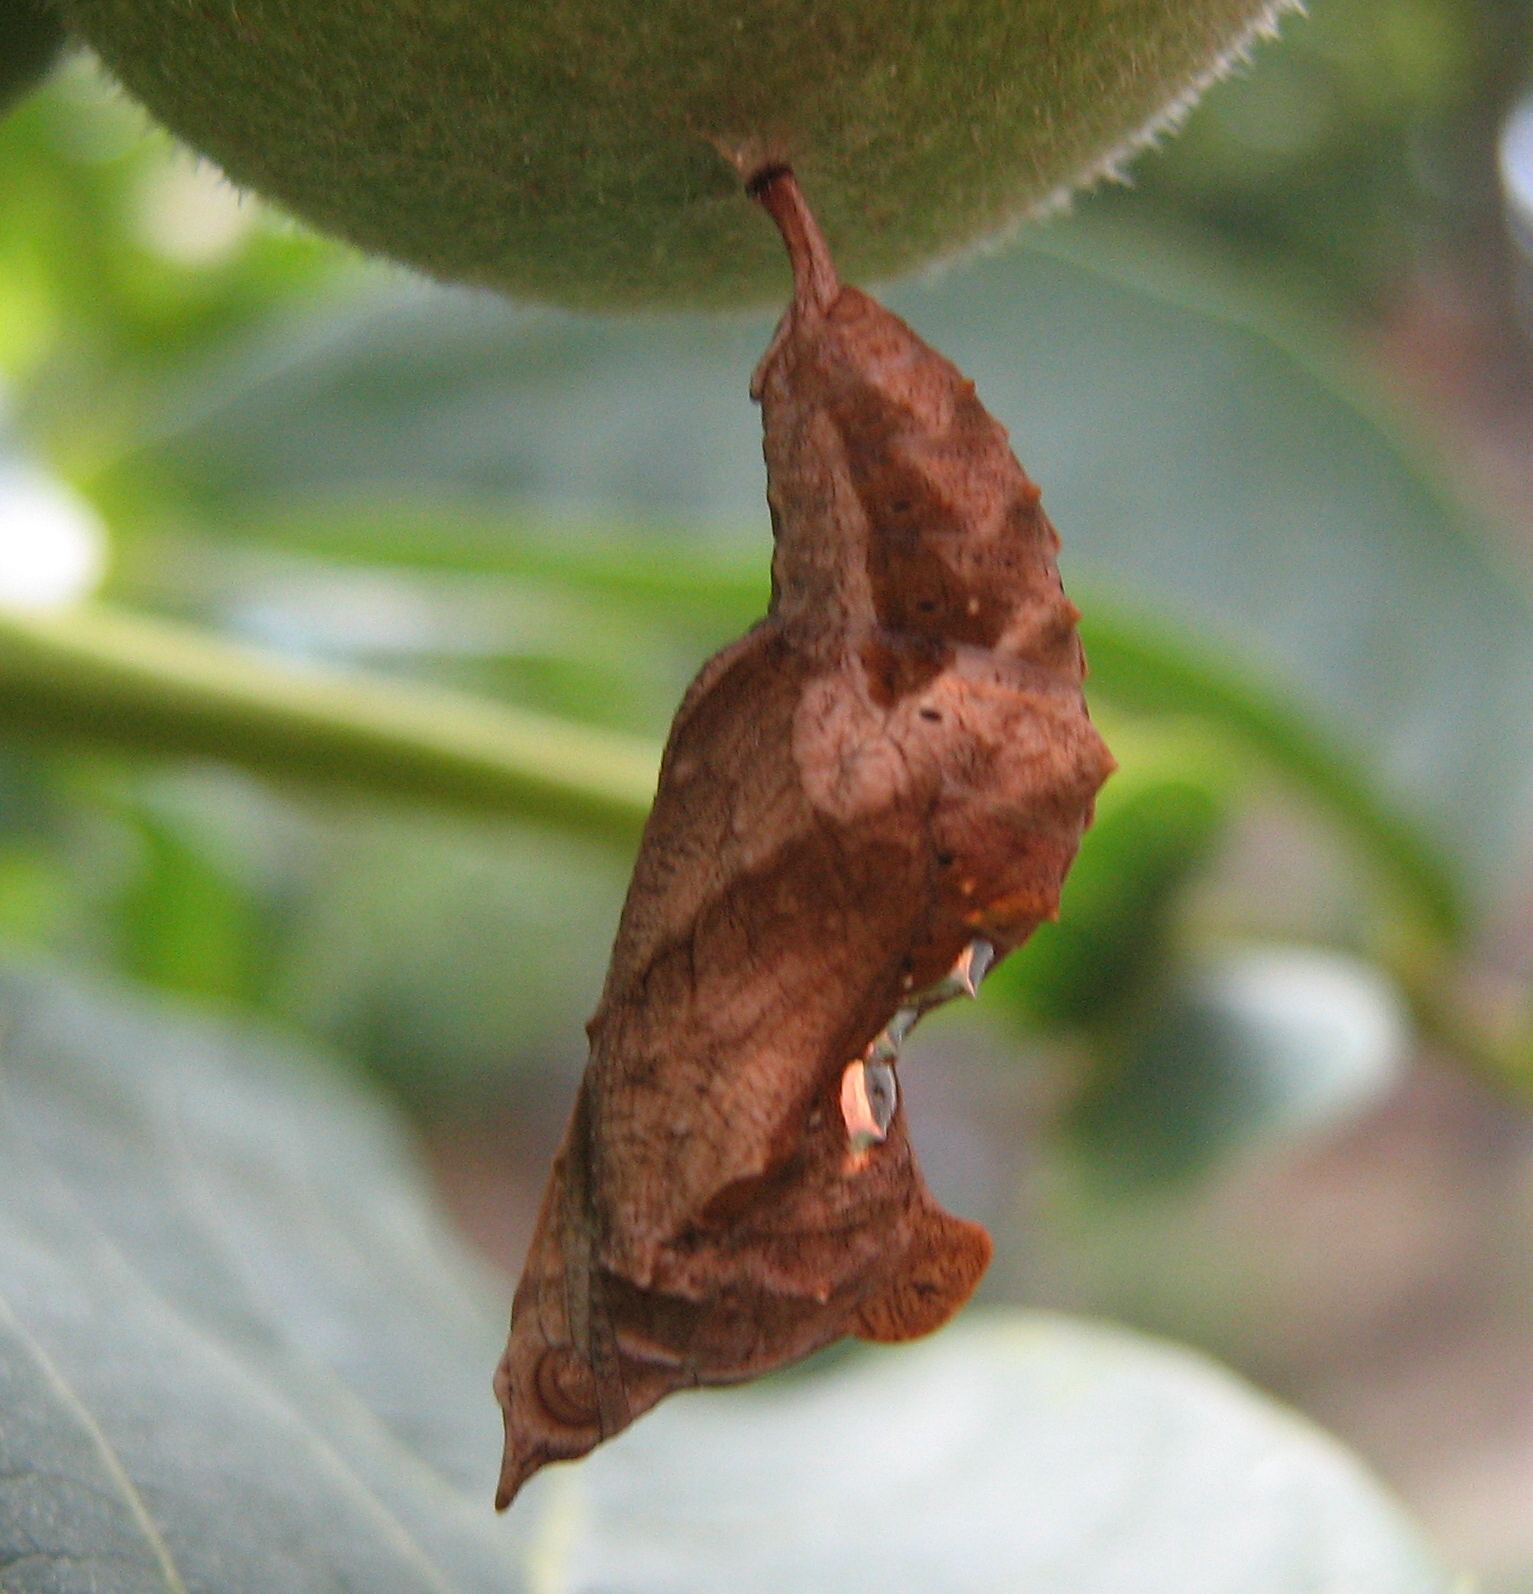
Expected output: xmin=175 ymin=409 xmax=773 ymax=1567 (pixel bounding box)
xmin=0 ymin=965 xmax=1452 ymax=1592
xmin=1080 ymin=603 xmax=1467 ymax=942
xmin=1124 ymin=0 xmax=1506 ymax=307
xmin=574 ymin=1312 xmax=1452 ymax=1594
xmin=0 ymin=570 xmax=1460 ymax=964
xmin=113 ymin=533 xmax=715 ymax=738
xmin=0 ymin=62 xmax=337 ymax=393
xmin=992 ymin=724 xmax=1234 ymax=1031
xmin=1066 ymin=946 xmax=1410 ymax=1194
xmin=0 ymin=557 xmax=1459 ymax=979
xmin=267 ymin=813 xmax=626 ymax=1107
xmin=110 ymin=797 xmax=266 ymax=1005
xmin=105 ymin=235 xmax=1533 ymax=913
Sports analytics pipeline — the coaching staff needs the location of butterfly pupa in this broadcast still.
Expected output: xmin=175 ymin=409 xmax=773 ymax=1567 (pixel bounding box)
xmin=493 ymin=167 xmax=1113 ymax=1511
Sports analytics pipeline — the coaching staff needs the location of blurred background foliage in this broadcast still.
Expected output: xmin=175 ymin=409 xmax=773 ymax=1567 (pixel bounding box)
xmin=4 ymin=0 xmax=1533 ymax=1584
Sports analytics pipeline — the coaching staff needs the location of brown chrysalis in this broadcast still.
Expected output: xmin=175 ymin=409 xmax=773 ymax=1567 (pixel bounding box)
xmin=493 ymin=169 xmax=1114 ymax=1510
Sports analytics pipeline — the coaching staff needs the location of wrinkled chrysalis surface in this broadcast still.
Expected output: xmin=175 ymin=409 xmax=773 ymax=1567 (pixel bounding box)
xmin=494 ymin=170 xmax=1113 ymax=1509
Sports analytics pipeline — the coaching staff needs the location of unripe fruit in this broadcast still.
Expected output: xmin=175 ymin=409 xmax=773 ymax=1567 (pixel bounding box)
xmin=0 ymin=0 xmax=66 ymax=115
xmin=57 ymin=0 xmax=1290 ymax=307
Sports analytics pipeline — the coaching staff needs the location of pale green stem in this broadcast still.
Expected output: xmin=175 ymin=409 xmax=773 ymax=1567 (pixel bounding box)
xmin=5 ymin=599 xmax=1527 ymax=1099
xmin=0 ymin=602 xmax=658 ymax=844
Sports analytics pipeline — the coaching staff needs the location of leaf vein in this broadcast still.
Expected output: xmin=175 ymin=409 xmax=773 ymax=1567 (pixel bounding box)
xmin=0 ymin=1288 xmax=191 ymax=1594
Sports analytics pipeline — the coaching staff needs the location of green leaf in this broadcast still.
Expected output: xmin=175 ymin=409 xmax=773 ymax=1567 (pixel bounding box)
xmin=108 ymin=795 xmax=268 ymax=1006
xmin=565 ymin=1316 xmax=1448 ymax=1594
xmin=118 ymin=234 xmax=1533 ymax=908
xmin=0 ymin=965 xmax=1453 ymax=1591
xmin=991 ymin=723 xmax=1235 ymax=1030
xmin=267 ymin=814 xmax=628 ymax=1106
xmin=1066 ymin=946 xmax=1410 ymax=1193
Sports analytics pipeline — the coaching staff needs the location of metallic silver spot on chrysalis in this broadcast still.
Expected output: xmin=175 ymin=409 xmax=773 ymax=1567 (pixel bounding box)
xmin=958 ymin=937 xmax=995 ymax=994
xmin=918 ymin=937 xmax=996 ymax=1006
xmin=868 ymin=1005 xmax=918 ymax=1062
xmin=840 ymin=1058 xmax=897 ymax=1151
xmin=863 ymin=1061 xmax=896 ymax=1129
xmin=858 ymin=941 xmax=997 ymax=1099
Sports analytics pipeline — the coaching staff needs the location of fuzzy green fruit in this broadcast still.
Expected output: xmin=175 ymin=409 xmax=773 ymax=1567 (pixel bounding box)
xmin=1 ymin=0 xmax=66 ymax=115
xmin=59 ymin=0 xmax=1289 ymax=308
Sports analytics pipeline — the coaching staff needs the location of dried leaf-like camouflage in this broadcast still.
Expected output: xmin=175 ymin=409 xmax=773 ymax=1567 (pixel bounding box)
xmin=493 ymin=169 xmax=1113 ymax=1509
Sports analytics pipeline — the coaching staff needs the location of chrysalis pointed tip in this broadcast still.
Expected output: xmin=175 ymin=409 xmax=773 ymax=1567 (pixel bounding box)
xmin=494 ymin=1433 xmax=545 ymax=1514
xmin=493 ymin=1452 xmax=524 ymax=1513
